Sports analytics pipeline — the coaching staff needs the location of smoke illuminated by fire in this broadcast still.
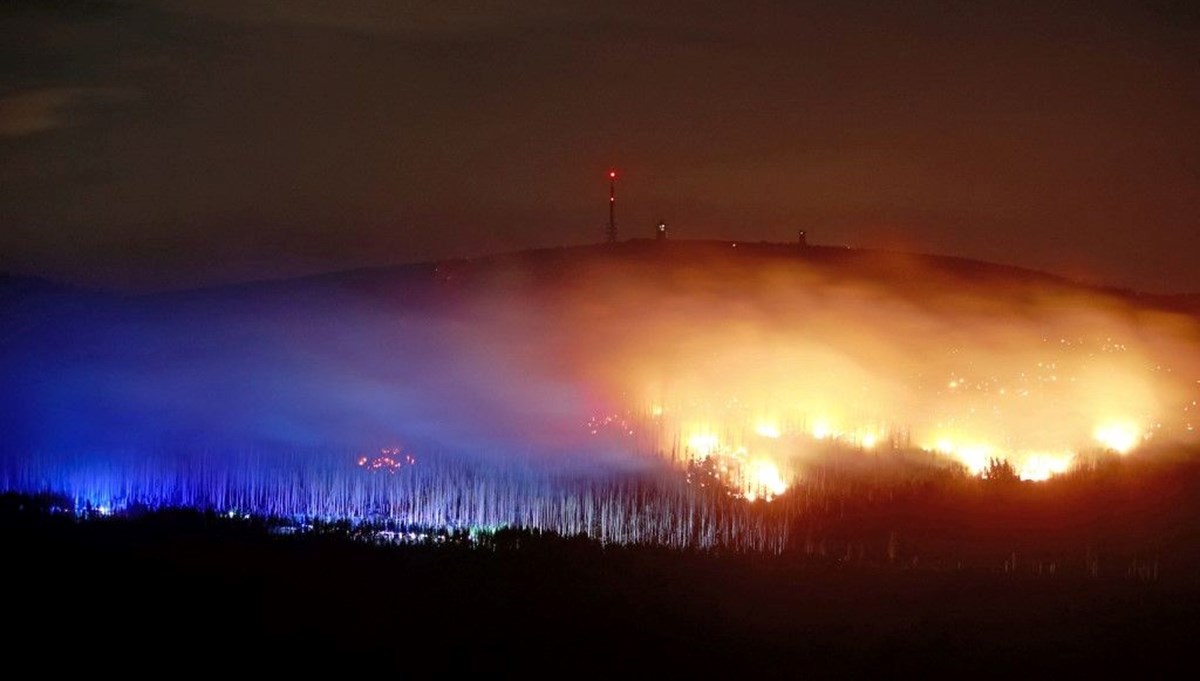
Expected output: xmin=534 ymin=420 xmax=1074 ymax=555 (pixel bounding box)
xmin=4 ymin=242 xmax=1200 ymax=533
xmin=551 ymin=247 xmax=1200 ymax=489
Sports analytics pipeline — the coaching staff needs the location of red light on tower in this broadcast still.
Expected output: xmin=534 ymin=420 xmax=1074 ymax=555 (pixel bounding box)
xmin=608 ymin=170 xmax=617 ymax=179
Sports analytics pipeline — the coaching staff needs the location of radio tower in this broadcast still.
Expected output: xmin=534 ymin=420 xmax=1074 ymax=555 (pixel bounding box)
xmin=606 ymin=169 xmax=617 ymax=243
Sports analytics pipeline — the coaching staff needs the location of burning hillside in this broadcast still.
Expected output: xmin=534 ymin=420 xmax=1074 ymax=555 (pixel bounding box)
xmin=2 ymin=240 xmax=1198 ymax=546
xmin=439 ymin=240 xmax=1200 ymax=492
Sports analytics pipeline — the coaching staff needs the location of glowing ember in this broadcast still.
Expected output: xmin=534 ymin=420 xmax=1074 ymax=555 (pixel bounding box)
xmin=587 ymin=412 xmax=636 ymax=437
xmin=357 ymin=448 xmax=416 ymax=473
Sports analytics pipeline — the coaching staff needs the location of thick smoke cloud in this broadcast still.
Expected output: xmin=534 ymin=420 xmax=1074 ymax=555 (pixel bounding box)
xmin=2 ymin=276 xmax=603 ymax=468
xmin=3 ymin=244 xmax=1199 ymax=487
xmin=547 ymin=247 xmax=1200 ymax=478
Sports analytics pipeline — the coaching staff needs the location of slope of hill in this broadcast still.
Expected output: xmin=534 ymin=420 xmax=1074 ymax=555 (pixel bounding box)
xmin=3 ymin=240 xmax=1196 ymax=315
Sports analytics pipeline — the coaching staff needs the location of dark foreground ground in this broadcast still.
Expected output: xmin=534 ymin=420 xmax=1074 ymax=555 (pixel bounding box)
xmin=6 ymin=500 xmax=1199 ymax=677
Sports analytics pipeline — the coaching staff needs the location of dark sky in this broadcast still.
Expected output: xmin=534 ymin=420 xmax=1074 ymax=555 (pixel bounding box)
xmin=2 ymin=1 xmax=1197 ymax=292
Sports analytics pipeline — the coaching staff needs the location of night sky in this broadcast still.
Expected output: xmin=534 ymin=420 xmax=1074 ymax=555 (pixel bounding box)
xmin=2 ymin=1 xmax=1197 ymax=292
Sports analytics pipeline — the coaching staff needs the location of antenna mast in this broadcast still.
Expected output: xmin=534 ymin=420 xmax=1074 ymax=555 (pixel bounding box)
xmin=607 ymin=170 xmax=617 ymax=243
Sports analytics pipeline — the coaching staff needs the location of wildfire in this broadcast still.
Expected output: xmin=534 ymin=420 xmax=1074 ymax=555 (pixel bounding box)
xmin=1018 ymin=453 xmax=1075 ymax=482
xmin=931 ymin=440 xmax=994 ymax=476
xmin=587 ymin=412 xmax=635 ymax=437
xmin=1094 ymin=422 xmax=1141 ymax=454
xmin=681 ymin=429 xmax=790 ymax=501
xmin=754 ymin=422 xmax=781 ymax=439
xmin=743 ymin=460 xmax=788 ymax=502
xmin=556 ymin=250 xmax=1200 ymax=499
xmin=659 ymin=404 xmax=1148 ymax=493
xmin=357 ymin=448 xmax=416 ymax=473
xmin=810 ymin=419 xmax=834 ymax=440
xmin=568 ymin=253 xmax=1199 ymax=500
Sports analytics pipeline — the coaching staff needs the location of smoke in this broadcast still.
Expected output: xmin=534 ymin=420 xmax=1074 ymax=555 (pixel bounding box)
xmin=1 ymin=281 xmax=596 ymax=468
xmin=3 ymin=244 xmax=1199 ymax=487
xmin=542 ymin=247 xmax=1200 ymax=480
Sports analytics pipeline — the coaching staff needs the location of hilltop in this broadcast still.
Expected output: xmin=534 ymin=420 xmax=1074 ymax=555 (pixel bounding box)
xmin=3 ymin=241 xmax=1198 ymax=317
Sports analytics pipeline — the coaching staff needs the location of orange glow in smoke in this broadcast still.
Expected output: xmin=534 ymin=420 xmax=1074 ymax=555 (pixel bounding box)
xmin=514 ymin=246 xmax=1200 ymax=496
